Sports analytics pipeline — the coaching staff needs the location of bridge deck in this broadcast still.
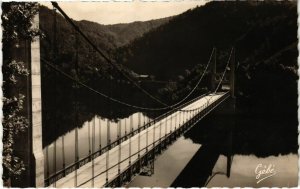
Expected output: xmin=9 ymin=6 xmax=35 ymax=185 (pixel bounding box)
xmin=49 ymin=92 xmax=227 ymax=187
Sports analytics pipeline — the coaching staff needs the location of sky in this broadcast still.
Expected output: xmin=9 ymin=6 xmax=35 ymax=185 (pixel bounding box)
xmin=41 ymin=0 xmax=209 ymax=25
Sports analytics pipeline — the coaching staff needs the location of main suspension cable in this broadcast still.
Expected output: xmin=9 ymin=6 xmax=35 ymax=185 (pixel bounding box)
xmin=50 ymin=2 xmax=213 ymax=109
xmin=168 ymin=48 xmax=215 ymax=108
xmin=51 ymin=1 xmax=168 ymax=107
xmin=47 ymin=2 xmax=231 ymax=113
xmin=41 ymin=45 xmax=213 ymax=112
xmin=180 ymin=47 xmax=234 ymax=112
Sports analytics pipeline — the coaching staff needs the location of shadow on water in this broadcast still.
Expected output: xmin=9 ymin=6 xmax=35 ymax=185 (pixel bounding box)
xmin=171 ymin=144 xmax=223 ymax=187
xmin=171 ymin=97 xmax=298 ymax=187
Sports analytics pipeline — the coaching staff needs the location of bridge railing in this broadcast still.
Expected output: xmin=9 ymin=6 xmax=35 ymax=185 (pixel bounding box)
xmin=44 ymin=92 xmax=210 ymax=186
xmin=103 ymin=91 xmax=230 ymax=187
xmin=54 ymin=91 xmax=230 ymax=187
xmin=46 ymin=92 xmax=229 ymax=187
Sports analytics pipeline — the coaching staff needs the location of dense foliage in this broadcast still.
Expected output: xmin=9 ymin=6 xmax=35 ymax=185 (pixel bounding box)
xmin=2 ymin=2 xmax=40 ymax=184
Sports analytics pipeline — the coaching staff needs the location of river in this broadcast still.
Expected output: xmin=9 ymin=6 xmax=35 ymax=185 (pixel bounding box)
xmin=129 ymin=98 xmax=298 ymax=187
xmin=43 ymin=96 xmax=297 ymax=187
xmin=43 ymin=112 xmax=152 ymax=177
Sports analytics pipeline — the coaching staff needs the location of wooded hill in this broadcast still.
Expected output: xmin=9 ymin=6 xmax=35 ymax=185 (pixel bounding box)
xmin=115 ymin=1 xmax=297 ymax=80
xmin=114 ymin=1 xmax=298 ymax=116
xmin=39 ymin=5 xmax=171 ymax=81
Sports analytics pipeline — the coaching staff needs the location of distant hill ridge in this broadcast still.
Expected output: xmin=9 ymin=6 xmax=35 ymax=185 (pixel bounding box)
xmin=39 ymin=5 xmax=172 ymax=79
xmin=76 ymin=17 xmax=173 ymax=48
xmin=40 ymin=5 xmax=171 ymax=49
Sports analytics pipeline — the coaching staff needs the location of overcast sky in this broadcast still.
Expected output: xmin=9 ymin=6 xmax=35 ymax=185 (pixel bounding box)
xmin=42 ymin=1 xmax=208 ymax=25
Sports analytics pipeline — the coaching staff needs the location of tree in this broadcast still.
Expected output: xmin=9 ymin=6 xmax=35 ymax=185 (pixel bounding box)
xmin=2 ymin=2 xmax=40 ymax=185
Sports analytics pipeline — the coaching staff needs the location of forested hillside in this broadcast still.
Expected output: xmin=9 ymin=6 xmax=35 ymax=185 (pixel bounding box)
xmin=115 ymin=1 xmax=297 ymax=116
xmin=39 ymin=5 xmax=171 ymax=81
xmin=116 ymin=1 xmax=297 ymax=80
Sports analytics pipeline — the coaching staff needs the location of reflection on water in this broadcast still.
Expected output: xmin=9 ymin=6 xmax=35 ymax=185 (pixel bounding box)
xmin=129 ymin=97 xmax=297 ymax=187
xmin=43 ymin=112 xmax=152 ymax=177
xmin=42 ymin=93 xmax=297 ymax=187
xmin=128 ymin=136 xmax=201 ymax=187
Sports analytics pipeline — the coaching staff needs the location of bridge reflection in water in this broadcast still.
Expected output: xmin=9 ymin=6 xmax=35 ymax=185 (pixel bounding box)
xmin=44 ymin=112 xmax=153 ymax=177
xmin=45 ymin=91 xmax=229 ymax=187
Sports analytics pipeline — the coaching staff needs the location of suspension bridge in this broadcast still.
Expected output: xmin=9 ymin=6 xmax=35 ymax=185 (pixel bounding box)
xmin=12 ymin=2 xmax=236 ymax=187
xmin=46 ymin=92 xmax=229 ymax=187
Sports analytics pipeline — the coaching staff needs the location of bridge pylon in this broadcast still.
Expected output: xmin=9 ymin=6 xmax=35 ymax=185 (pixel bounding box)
xmin=210 ymin=47 xmax=217 ymax=92
xmin=8 ymin=9 xmax=44 ymax=187
xmin=229 ymin=47 xmax=236 ymax=98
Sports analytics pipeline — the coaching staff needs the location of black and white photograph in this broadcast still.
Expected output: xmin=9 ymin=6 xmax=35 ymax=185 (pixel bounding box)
xmin=1 ymin=0 xmax=298 ymax=187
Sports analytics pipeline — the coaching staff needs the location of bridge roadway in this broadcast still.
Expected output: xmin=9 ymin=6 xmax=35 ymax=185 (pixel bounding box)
xmin=49 ymin=92 xmax=227 ymax=187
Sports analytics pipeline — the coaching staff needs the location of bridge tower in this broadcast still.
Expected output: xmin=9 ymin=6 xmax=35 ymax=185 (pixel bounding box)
xmin=30 ymin=12 xmax=45 ymax=187
xmin=210 ymin=48 xmax=217 ymax=92
xmin=229 ymin=48 xmax=236 ymax=98
xmin=9 ymin=9 xmax=44 ymax=187
xmin=227 ymin=47 xmax=236 ymax=177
